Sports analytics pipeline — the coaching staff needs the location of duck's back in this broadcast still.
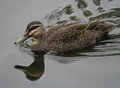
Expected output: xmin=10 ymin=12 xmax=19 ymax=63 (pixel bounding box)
xmin=45 ymin=20 xmax=115 ymax=53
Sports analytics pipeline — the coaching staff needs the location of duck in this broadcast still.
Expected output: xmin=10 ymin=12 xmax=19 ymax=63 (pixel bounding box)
xmin=15 ymin=19 xmax=115 ymax=54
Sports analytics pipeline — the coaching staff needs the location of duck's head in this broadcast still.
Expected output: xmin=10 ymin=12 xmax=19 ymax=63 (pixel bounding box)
xmin=15 ymin=21 xmax=45 ymax=44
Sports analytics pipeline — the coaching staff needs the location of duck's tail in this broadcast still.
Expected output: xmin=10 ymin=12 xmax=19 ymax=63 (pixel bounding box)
xmin=87 ymin=19 xmax=115 ymax=32
xmin=100 ymin=23 xmax=116 ymax=32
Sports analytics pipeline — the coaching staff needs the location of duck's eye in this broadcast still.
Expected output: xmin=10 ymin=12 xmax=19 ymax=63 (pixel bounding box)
xmin=30 ymin=26 xmax=39 ymax=30
xmin=27 ymin=26 xmax=39 ymax=33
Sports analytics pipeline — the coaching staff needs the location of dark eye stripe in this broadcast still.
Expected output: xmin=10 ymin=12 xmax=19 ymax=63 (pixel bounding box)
xmin=30 ymin=26 xmax=39 ymax=30
xmin=27 ymin=26 xmax=39 ymax=33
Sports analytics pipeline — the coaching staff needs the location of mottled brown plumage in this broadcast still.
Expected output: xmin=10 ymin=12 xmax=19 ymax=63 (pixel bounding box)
xmin=15 ymin=19 xmax=115 ymax=54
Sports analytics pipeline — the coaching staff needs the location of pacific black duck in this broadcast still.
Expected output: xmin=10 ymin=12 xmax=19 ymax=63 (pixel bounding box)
xmin=15 ymin=19 xmax=115 ymax=54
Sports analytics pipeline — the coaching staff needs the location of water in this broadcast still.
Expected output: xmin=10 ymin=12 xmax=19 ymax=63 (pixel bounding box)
xmin=0 ymin=0 xmax=120 ymax=88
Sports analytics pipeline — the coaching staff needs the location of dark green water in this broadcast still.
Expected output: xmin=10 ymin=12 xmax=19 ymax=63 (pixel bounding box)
xmin=0 ymin=0 xmax=120 ymax=88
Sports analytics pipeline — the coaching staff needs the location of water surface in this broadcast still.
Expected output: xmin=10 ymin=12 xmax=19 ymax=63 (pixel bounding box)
xmin=0 ymin=0 xmax=120 ymax=88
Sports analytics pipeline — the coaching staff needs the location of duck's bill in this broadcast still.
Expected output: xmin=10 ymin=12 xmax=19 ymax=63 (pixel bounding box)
xmin=15 ymin=34 xmax=30 ymax=45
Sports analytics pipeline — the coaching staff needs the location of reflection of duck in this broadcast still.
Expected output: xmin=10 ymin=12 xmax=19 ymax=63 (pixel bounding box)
xmin=15 ymin=19 xmax=115 ymax=54
xmin=15 ymin=54 xmax=44 ymax=81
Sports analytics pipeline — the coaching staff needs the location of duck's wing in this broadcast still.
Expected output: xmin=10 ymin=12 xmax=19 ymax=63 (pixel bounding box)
xmin=45 ymin=20 xmax=100 ymax=44
xmin=46 ymin=22 xmax=79 ymax=37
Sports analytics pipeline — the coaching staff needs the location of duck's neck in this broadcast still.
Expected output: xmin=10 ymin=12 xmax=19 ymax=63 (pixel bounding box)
xmin=30 ymin=35 xmax=46 ymax=52
xmin=34 ymin=36 xmax=45 ymax=44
